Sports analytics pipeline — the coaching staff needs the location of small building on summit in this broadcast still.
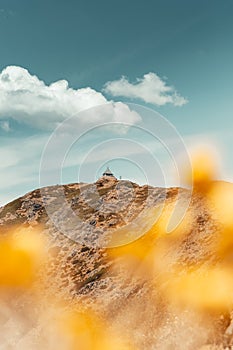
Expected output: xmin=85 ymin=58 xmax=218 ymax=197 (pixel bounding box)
xmin=102 ymin=166 xmax=115 ymax=177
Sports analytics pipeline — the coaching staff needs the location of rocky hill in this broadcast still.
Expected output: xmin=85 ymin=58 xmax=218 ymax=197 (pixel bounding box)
xmin=0 ymin=177 xmax=182 ymax=299
xmin=0 ymin=177 xmax=233 ymax=350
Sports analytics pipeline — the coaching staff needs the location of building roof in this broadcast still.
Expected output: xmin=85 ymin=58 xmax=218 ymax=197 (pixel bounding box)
xmin=103 ymin=167 xmax=114 ymax=176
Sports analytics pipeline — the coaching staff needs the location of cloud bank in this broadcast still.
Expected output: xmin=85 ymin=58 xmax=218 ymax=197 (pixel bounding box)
xmin=0 ymin=66 xmax=140 ymax=131
xmin=103 ymin=72 xmax=188 ymax=106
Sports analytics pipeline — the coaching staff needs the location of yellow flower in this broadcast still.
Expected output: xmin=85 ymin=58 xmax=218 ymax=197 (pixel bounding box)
xmin=0 ymin=227 xmax=45 ymax=288
xmin=165 ymin=267 xmax=233 ymax=310
xmin=58 ymin=310 xmax=133 ymax=350
xmin=184 ymin=147 xmax=218 ymax=193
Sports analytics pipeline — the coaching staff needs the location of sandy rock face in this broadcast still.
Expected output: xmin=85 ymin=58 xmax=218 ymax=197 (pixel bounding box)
xmin=0 ymin=179 xmax=232 ymax=349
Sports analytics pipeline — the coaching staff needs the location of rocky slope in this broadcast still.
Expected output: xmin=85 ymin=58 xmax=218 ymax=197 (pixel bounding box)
xmin=0 ymin=177 xmax=233 ymax=349
xmin=0 ymin=177 xmax=180 ymax=298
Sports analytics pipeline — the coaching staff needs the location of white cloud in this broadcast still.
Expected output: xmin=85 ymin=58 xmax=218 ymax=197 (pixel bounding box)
xmin=0 ymin=121 xmax=10 ymax=132
xmin=103 ymin=72 xmax=188 ymax=106
xmin=0 ymin=66 xmax=140 ymax=131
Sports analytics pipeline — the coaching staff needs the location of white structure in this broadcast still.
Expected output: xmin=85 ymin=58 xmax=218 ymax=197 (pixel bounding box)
xmin=102 ymin=166 xmax=115 ymax=177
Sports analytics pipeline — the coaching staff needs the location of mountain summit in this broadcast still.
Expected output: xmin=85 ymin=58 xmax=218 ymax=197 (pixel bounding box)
xmin=1 ymin=180 xmax=233 ymax=349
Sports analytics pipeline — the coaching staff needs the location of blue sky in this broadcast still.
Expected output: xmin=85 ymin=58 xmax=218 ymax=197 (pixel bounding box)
xmin=0 ymin=0 xmax=233 ymax=205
